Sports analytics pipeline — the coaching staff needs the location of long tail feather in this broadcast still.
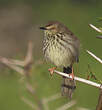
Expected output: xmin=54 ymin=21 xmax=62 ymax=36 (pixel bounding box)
xmin=61 ymin=67 xmax=76 ymax=99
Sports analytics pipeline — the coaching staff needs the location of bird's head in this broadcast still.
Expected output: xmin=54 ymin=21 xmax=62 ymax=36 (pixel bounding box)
xmin=40 ymin=21 xmax=66 ymax=35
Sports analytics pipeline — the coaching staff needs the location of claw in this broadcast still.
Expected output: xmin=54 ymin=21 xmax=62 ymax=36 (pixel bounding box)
xmin=69 ymin=68 xmax=74 ymax=80
xmin=48 ymin=67 xmax=56 ymax=76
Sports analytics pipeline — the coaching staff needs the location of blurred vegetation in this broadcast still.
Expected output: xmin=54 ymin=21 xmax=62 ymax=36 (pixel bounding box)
xmin=0 ymin=0 xmax=102 ymax=110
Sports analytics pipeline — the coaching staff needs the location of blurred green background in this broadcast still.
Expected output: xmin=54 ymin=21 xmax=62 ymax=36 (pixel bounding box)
xmin=0 ymin=0 xmax=102 ymax=110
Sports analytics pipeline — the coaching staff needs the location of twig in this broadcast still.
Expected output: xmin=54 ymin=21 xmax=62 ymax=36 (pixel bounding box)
xmin=43 ymin=93 xmax=61 ymax=103
xmin=96 ymin=36 xmax=102 ymax=39
xmin=77 ymin=107 xmax=90 ymax=110
xmin=26 ymin=82 xmax=35 ymax=95
xmin=24 ymin=41 xmax=33 ymax=66
xmin=42 ymin=93 xmax=61 ymax=110
xmin=21 ymin=97 xmax=39 ymax=110
xmin=89 ymin=24 xmax=102 ymax=33
xmin=86 ymin=50 xmax=102 ymax=64
xmin=0 ymin=56 xmax=24 ymax=75
xmin=96 ymin=89 xmax=102 ymax=110
xmin=56 ymin=100 xmax=76 ymax=110
xmin=54 ymin=70 xmax=102 ymax=89
xmin=0 ymin=41 xmax=33 ymax=76
xmin=87 ymin=64 xmax=98 ymax=81
xmin=42 ymin=99 xmax=49 ymax=110
xmin=0 ymin=57 xmax=25 ymax=66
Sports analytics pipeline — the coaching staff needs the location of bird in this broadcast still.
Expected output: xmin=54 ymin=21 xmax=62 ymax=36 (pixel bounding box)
xmin=40 ymin=21 xmax=80 ymax=98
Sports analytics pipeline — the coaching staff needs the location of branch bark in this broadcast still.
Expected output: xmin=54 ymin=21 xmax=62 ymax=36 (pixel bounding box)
xmin=89 ymin=24 xmax=102 ymax=33
xmin=86 ymin=50 xmax=102 ymax=64
xmin=96 ymin=89 xmax=102 ymax=110
xmin=54 ymin=70 xmax=102 ymax=89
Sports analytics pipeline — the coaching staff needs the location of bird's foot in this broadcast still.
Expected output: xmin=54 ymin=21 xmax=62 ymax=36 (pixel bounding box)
xmin=69 ymin=68 xmax=74 ymax=80
xmin=48 ymin=67 xmax=56 ymax=76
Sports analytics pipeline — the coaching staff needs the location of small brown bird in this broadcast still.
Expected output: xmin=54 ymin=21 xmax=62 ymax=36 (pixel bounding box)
xmin=40 ymin=21 xmax=80 ymax=98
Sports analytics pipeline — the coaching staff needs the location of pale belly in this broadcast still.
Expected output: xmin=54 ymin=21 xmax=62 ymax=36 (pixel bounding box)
xmin=44 ymin=45 xmax=73 ymax=67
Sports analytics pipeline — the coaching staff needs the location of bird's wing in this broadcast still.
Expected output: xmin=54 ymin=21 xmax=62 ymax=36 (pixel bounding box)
xmin=63 ymin=33 xmax=80 ymax=63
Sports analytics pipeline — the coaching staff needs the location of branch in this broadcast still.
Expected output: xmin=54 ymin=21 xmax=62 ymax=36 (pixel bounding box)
xmin=42 ymin=93 xmax=61 ymax=103
xmin=0 ymin=41 xmax=33 ymax=76
xmin=24 ymin=41 xmax=33 ymax=66
xmin=77 ymin=107 xmax=90 ymax=110
xmin=26 ymin=82 xmax=35 ymax=95
xmin=54 ymin=50 xmax=102 ymax=89
xmin=89 ymin=24 xmax=102 ymax=33
xmin=96 ymin=89 xmax=102 ymax=110
xmin=96 ymin=36 xmax=102 ymax=39
xmin=21 ymin=97 xmax=40 ymax=110
xmin=56 ymin=100 xmax=76 ymax=110
xmin=42 ymin=93 xmax=61 ymax=110
xmin=54 ymin=70 xmax=102 ymax=89
xmin=0 ymin=56 xmax=24 ymax=75
xmin=86 ymin=50 xmax=102 ymax=64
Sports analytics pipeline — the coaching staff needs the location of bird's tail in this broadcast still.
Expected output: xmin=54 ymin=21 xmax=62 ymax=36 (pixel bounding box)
xmin=61 ymin=67 xmax=76 ymax=99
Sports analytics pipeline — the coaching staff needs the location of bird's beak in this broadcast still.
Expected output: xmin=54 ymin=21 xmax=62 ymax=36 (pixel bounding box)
xmin=39 ymin=27 xmax=47 ymax=30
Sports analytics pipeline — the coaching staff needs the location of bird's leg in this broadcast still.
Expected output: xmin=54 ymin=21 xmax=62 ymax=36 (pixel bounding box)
xmin=69 ymin=67 xmax=74 ymax=80
xmin=48 ymin=67 xmax=57 ymax=76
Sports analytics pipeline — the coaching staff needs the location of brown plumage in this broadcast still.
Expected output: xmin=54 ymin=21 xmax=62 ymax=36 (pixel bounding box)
xmin=40 ymin=21 xmax=80 ymax=98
